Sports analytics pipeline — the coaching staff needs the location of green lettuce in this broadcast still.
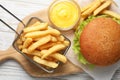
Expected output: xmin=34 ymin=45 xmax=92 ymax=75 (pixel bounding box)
xmin=73 ymin=15 xmax=120 ymax=65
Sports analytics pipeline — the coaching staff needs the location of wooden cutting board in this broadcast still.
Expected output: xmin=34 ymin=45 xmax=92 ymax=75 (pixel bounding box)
xmin=0 ymin=9 xmax=83 ymax=77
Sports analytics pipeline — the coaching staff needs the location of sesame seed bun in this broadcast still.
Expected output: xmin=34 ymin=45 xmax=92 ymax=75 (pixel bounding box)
xmin=80 ymin=17 xmax=120 ymax=66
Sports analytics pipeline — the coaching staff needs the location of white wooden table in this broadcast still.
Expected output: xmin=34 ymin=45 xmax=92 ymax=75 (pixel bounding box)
xmin=0 ymin=0 xmax=120 ymax=80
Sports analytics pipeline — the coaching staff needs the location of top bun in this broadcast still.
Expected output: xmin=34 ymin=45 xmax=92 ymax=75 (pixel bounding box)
xmin=80 ymin=17 xmax=120 ymax=66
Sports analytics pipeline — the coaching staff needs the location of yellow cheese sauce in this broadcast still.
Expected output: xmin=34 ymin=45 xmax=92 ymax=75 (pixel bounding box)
xmin=49 ymin=0 xmax=80 ymax=29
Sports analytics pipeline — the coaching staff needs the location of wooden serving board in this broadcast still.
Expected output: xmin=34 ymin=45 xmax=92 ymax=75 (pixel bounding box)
xmin=0 ymin=9 xmax=83 ymax=77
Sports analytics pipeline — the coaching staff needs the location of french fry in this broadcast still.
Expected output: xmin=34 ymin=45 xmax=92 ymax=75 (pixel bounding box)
xmin=41 ymin=50 xmax=67 ymax=63
xmin=57 ymin=35 xmax=65 ymax=42
xmin=28 ymin=35 xmax=51 ymax=53
xmin=17 ymin=21 xmax=70 ymax=68
xmin=82 ymin=0 xmax=101 ymax=16
xmin=39 ymin=50 xmax=54 ymax=61
xmin=93 ymin=0 xmax=112 ymax=16
xmin=63 ymin=40 xmax=70 ymax=46
xmin=23 ymin=23 xmax=48 ymax=33
xmin=80 ymin=16 xmax=86 ymax=22
xmin=21 ymin=33 xmax=26 ymax=42
xmin=38 ymin=42 xmax=56 ymax=50
xmin=81 ymin=1 xmax=95 ymax=13
xmin=22 ymin=38 xmax=33 ymax=49
xmin=33 ymin=37 xmax=41 ymax=41
xmin=51 ymin=53 xmax=67 ymax=63
xmin=17 ymin=39 xmax=22 ymax=45
xmin=73 ymin=0 xmax=78 ymax=2
xmin=33 ymin=56 xmax=58 ymax=68
xmin=29 ymin=21 xmax=41 ymax=27
xmin=18 ymin=45 xmax=23 ymax=50
xmin=99 ymin=0 xmax=105 ymax=3
xmin=56 ymin=41 xmax=62 ymax=44
xmin=51 ymin=36 xmax=57 ymax=42
xmin=33 ymin=35 xmax=57 ymax=42
xmin=20 ymin=32 xmax=26 ymax=41
xmin=101 ymin=10 xmax=120 ymax=19
xmin=40 ymin=50 xmax=47 ymax=56
xmin=41 ymin=44 xmax=66 ymax=59
xmin=22 ymin=49 xmax=28 ymax=53
xmin=25 ymin=29 xmax=61 ymax=38
xmin=48 ymin=26 xmax=53 ymax=30
xmin=81 ymin=0 xmax=105 ymax=13
xmin=30 ymin=50 xmax=41 ymax=57
xmin=40 ymin=50 xmax=67 ymax=63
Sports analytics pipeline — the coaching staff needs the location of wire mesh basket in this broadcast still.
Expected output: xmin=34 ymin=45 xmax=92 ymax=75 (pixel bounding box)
xmin=0 ymin=5 xmax=71 ymax=73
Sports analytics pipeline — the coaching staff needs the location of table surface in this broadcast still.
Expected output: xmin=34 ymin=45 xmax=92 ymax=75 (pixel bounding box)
xmin=0 ymin=0 xmax=120 ymax=80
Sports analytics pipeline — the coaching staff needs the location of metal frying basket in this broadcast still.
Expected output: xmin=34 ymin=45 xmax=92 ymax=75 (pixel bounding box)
xmin=0 ymin=5 xmax=71 ymax=73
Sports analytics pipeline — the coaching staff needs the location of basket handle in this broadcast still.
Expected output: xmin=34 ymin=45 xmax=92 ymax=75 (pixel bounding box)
xmin=0 ymin=5 xmax=25 ymax=26
xmin=0 ymin=5 xmax=25 ymax=35
xmin=0 ymin=19 xmax=19 ymax=35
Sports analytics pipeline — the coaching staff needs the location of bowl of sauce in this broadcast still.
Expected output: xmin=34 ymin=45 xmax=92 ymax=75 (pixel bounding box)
xmin=48 ymin=0 xmax=81 ymax=31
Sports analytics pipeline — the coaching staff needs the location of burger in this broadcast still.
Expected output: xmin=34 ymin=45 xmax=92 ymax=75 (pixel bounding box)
xmin=73 ymin=15 xmax=120 ymax=66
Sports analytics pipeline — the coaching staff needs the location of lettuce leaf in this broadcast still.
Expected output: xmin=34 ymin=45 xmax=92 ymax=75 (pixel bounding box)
xmin=73 ymin=15 xmax=120 ymax=65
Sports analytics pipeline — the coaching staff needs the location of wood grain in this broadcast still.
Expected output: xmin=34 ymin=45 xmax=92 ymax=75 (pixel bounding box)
xmin=0 ymin=0 xmax=119 ymax=80
xmin=0 ymin=46 xmax=83 ymax=78
xmin=0 ymin=9 xmax=83 ymax=77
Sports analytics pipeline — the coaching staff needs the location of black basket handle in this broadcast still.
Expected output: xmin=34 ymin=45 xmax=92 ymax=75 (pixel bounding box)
xmin=0 ymin=4 xmax=25 ymax=35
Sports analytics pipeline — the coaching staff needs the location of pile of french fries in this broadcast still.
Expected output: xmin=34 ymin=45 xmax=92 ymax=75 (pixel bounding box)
xmin=80 ymin=0 xmax=120 ymax=21
xmin=17 ymin=21 xmax=70 ymax=68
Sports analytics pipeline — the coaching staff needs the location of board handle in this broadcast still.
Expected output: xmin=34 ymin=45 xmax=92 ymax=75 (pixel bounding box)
xmin=0 ymin=47 xmax=17 ymax=62
xmin=0 ymin=5 xmax=26 ymax=62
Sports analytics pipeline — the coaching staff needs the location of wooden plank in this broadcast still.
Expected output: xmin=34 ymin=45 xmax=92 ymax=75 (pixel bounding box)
xmin=0 ymin=0 xmax=120 ymax=80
